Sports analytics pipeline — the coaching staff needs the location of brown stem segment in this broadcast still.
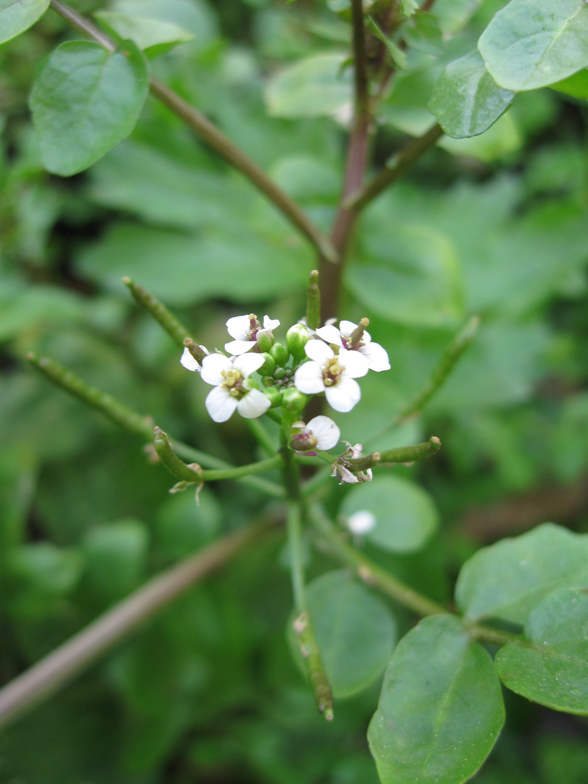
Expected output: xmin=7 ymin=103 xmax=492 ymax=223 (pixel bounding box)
xmin=49 ymin=0 xmax=336 ymax=263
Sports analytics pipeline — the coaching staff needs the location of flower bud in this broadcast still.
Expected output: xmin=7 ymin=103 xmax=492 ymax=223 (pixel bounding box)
xmin=282 ymin=387 xmax=308 ymax=412
xmin=290 ymin=432 xmax=318 ymax=452
xmin=264 ymin=387 xmax=283 ymax=408
xmin=257 ymin=332 xmax=273 ymax=353
xmin=257 ymin=352 xmax=277 ymax=377
xmin=270 ymin=342 xmax=289 ymax=367
xmin=287 ymin=323 xmax=311 ymax=363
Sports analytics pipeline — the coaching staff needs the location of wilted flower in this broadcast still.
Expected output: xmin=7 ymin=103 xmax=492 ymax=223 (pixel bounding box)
xmin=290 ymin=416 xmax=340 ymax=452
xmin=331 ymin=442 xmax=373 ymax=484
xmin=225 ymin=314 xmax=280 ymax=356
xmin=316 ymin=320 xmax=390 ymax=372
xmin=294 ymin=340 xmax=368 ymax=412
xmin=200 ymin=353 xmax=270 ymax=422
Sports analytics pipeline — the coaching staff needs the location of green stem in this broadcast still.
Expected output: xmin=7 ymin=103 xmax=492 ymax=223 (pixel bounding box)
xmin=203 ymin=456 xmax=282 ymax=482
xmin=246 ymin=419 xmax=276 ymax=457
xmin=345 ymin=124 xmax=444 ymax=212
xmin=306 ymin=270 xmax=321 ymax=331
xmin=154 ymin=427 xmax=204 ymax=483
xmin=122 ymin=277 xmax=191 ymax=347
xmin=49 ymin=0 xmax=336 ymax=263
xmin=347 ymin=436 xmax=441 ymax=472
xmin=0 ymin=518 xmax=277 ymax=731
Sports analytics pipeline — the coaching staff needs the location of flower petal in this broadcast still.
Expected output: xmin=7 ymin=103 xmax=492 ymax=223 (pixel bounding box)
xmin=305 ymin=339 xmax=334 ymax=363
xmin=225 ymin=339 xmax=256 ymax=356
xmin=339 ymin=348 xmax=369 ymax=379
xmin=263 ymin=315 xmax=280 ymax=331
xmin=315 ymin=325 xmax=342 ymax=346
xmin=338 ymin=320 xmax=356 ymax=337
xmin=294 ymin=361 xmax=325 ymax=395
xmin=360 ymin=341 xmax=390 ymax=372
xmin=180 ymin=346 xmax=201 ymax=372
xmin=237 ymin=388 xmax=271 ymax=419
xmin=234 ymin=352 xmax=265 ymax=377
xmin=307 ymin=415 xmax=340 ymax=450
xmin=226 ymin=314 xmax=253 ymax=340
xmin=325 ymin=377 xmax=361 ymax=412
xmin=201 ymin=354 xmax=232 ymax=386
xmin=205 ymin=386 xmax=238 ymax=422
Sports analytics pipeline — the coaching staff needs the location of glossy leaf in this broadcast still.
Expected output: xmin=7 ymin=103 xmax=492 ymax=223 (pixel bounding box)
xmin=496 ymin=588 xmax=588 ymax=714
xmin=0 ymin=0 xmax=49 ymax=45
xmin=429 ymin=51 xmax=515 ymax=138
xmin=478 ymin=0 xmax=588 ymax=92
xmin=30 ymin=40 xmax=149 ymax=176
xmin=94 ymin=11 xmax=194 ymax=58
xmin=296 ymin=571 xmax=396 ymax=698
xmin=265 ymin=54 xmax=352 ymax=118
xmin=342 ymin=475 xmax=438 ymax=553
xmin=456 ymin=523 xmax=588 ymax=624
xmin=369 ymin=615 xmax=504 ymax=784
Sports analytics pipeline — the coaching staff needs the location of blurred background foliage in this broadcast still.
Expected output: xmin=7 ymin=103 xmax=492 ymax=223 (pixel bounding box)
xmin=1 ymin=0 xmax=588 ymax=781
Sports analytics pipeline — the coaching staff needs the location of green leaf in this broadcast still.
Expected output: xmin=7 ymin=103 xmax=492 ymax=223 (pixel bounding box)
xmin=82 ymin=519 xmax=149 ymax=603
xmin=478 ymin=0 xmax=588 ymax=92
xmin=348 ymin=223 xmax=463 ymax=327
xmin=404 ymin=13 xmax=443 ymax=56
xmin=550 ymin=68 xmax=588 ymax=98
xmin=342 ymin=475 xmax=438 ymax=553
xmin=399 ymin=0 xmax=418 ymax=18
xmin=456 ymin=523 xmax=588 ymax=624
xmin=496 ymin=588 xmax=588 ymax=714
xmin=429 ymin=51 xmax=515 ymax=139
xmin=30 ymin=40 xmax=149 ymax=176
xmin=369 ymin=615 xmax=505 ymax=784
xmin=265 ymin=54 xmax=352 ymax=118
xmin=294 ymin=571 xmax=396 ymax=698
xmin=0 ymin=0 xmax=49 ymax=45
xmin=94 ymin=11 xmax=194 ymax=58
xmin=432 ymin=0 xmax=483 ymax=35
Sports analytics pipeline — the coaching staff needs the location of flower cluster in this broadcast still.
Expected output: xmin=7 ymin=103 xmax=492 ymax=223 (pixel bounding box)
xmin=180 ymin=311 xmax=390 ymax=480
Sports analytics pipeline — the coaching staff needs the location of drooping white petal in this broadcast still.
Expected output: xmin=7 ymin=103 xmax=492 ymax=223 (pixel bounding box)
xmin=339 ymin=348 xmax=369 ymax=379
xmin=226 ymin=314 xmax=253 ymax=340
xmin=307 ymin=416 xmax=340 ymax=450
xmin=304 ymin=339 xmax=334 ymax=363
xmin=225 ymin=339 xmax=256 ymax=356
xmin=263 ymin=315 xmax=280 ymax=331
xmin=333 ymin=465 xmax=359 ymax=484
xmin=294 ymin=361 xmax=325 ymax=395
xmin=205 ymin=386 xmax=238 ymax=422
xmin=234 ymin=352 xmax=265 ymax=377
xmin=180 ymin=347 xmax=201 ymax=372
xmin=315 ymin=325 xmax=342 ymax=346
xmin=201 ymin=354 xmax=232 ymax=386
xmin=325 ymin=377 xmax=361 ymax=412
xmin=360 ymin=341 xmax=390 ymax=371
xmin=237 ymin=388 xmax=271 ymax=419
xmin=347 ymin=510 xmax=376 ymax=535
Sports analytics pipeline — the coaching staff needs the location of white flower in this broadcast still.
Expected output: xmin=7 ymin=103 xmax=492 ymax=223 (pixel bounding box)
xmin=180 ymin=345 xmax=209 ymax=372
xmin=316 ymin=320 xmax=390 ymax=372
xmin=331 ymin=442 xmax=373 ymax=484
xmin=294 ymin=340 xmax=368 ymax=412
xmin=225 ymin=314 xmax=280 ymax=355
xmin=347 ymin=510 xmax=376 ymax=535
xmin=200 ymin=353 xmax=271 ymax=423
xmin=290 ymin=416 xmax=340 ymax=452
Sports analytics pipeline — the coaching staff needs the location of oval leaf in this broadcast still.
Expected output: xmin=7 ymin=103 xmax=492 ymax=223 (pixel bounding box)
xmin=30 ymin=40 xmax=149 ymax=176
xmin=496 ymin=588 xmax=588 ymax=714
xmin=369 ymin=615 xmax=505 ymax=784
xmin=478 ymin=0 xmax=588 ymax=92
xmin=94 ymin=11 xmax=194 ymax=58
xmin=291 ymin=571 xmax=396 ymax=698
xmin=0 ymin=0 xmax=49 ymax=45
xmin=342 ymin=475 xmax=438 ymax=553
xmin=456 ymin=523 xmax=588 ymax=624
xmin=429 ymin=51 xmax=515 ymax=139
xmin=265 ymin=54 xmax=352 ymax=118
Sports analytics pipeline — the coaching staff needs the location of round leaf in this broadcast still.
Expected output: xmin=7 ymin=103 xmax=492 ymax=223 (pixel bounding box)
xmin=0 ymin=0 xmax=49 ymax=45
xmin=82 ymin=519 xmax=149 ymax=601
xmin=291 ymin=571 xmax=396 ymax=698
xmin=478 ymin=0 xmax=588 ymax=92
xmin=496 ymin=588 xmax=588 ymax=714
xmin=369 ymin=615 xmax=505 ymax=784
xmin=30 ymin=40 xmax=149 ymax=176
xmin=455 ymin=523 xmax=588 ymax=624
xmin=429 ymin=51 xmax=515 ymax=139
xmin=265 ymin=54 xmax=352 ymax=118
xmin=342 ymin=475 xmax=438 ymax=553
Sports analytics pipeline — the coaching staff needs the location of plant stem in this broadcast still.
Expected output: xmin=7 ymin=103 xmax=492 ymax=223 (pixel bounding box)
xmin=306 ymin=270 xmax=321 ymax=331
xmin=246 ymin=419 xmax=276 ymax=457
xmin=49 ymin=0 xmax=336 ymax=263
xmin=203 ymin=456 xmax=282 ymax=482
xmin=123 ymin=277 xmax=192 ymax=347
xmin=154 ymin=427 xmax=205 ymax=482
xmin=0 ymin=518 xmax=277 ymax=731
xmin=346 ymin=436 xmax=441 ymax=472
xmin=345 ymin=123 xmax=444 ymax=212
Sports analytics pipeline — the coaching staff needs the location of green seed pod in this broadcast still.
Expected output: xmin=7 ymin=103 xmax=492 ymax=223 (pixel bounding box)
xmin=282 ymin=387 xmax=308 ymax=412
xmin=286 ymin=323 xmax=311 ymax=363
xmin=257 ymin=332 xmax=273 ymax=353
xmin=257 ymin=352 xmax=277 ymax=377
xmin=270 ymin=342 xmax=290 ymax=367
xmin=264 ymin=387 xmax=283 ymax=408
